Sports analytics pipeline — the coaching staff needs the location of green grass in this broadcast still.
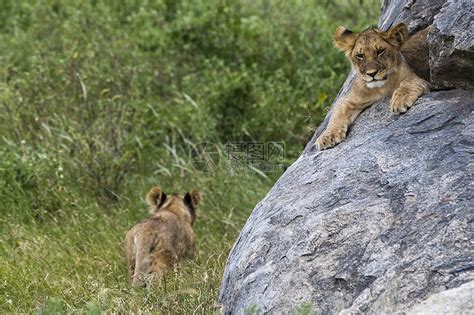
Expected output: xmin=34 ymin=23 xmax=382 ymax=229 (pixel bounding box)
xmin=0 ymin=0 xmax=378 ymax=313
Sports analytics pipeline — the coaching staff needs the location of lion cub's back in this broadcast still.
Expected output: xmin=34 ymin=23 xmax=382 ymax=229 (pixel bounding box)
xmin=125 ymin=214 xmax=191 ymax=256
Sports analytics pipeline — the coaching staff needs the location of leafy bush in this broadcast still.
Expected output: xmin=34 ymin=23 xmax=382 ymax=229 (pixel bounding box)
xmin=0 ymin=0 xmax=378 ymax=313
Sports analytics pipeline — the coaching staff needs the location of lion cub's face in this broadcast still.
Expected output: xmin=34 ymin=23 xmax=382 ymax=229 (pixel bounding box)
xmin=334 ymin=23 xmax=408 ymax=89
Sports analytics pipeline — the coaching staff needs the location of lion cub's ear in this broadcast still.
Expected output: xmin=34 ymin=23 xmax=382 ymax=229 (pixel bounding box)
xmin=334 ymin=26 xmax=357 ymax=53
xmin=385 ymin=22 xmax=408 ymax=48
xmin=146 ymin=187 xmax=167 ymax=209
xmin=184 ymin=188 xmax=201 ymax=208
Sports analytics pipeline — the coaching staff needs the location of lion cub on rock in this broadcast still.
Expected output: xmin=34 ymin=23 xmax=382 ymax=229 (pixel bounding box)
xmin=316 ymin=23 xmax=430 ymax=150
xmin=125 ymin=187 xmax=201 ymax=287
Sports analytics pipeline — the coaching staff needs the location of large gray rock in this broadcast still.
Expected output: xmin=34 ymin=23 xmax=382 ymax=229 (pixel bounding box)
xmin=407 ymin=281 xmax=474 ymax=315
xmin=380 ymin=0 xmax=444 ymax=32
xmin=219 ymin=90 xmax=473 ymax=314
xmin=428 ymin=0 xmax=474 ymax=90
xmin=219 ymin=1 xmax=474 ymax=314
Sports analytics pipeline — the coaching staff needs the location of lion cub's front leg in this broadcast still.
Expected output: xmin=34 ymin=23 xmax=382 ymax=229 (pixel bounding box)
xmin=390 ymin=76 xmax=429 ymax=114
xmin=316 ymin=98 xmax=370 ymax=150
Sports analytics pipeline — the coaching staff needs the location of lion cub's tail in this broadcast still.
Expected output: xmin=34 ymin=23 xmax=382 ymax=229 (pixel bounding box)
xmin=132 ymin=238 xmax=150 ymax=287
xmin=132 ymin=238 xmax=168 ymax=287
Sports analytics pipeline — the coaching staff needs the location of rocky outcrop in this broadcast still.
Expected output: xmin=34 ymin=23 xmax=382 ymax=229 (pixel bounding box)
xmin=219 ymin=90 xmax=473 ymax=314
xmin=379 ymin=0 xmax=444 ymax=32
xmin=219 ymin=1 xmax=474 ymax=314
xmin=428 ymin=0 xmax=474 ymax=90
xmin=407 ymin=281 xmax=474 ymax=315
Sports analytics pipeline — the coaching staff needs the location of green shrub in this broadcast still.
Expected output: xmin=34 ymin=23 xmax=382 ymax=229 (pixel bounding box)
xmin=0 ymin=0 xmax=378 ymax=313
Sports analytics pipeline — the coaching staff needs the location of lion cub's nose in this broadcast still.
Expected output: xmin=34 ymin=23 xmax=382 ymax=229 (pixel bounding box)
xmin=366 ymin=69 xmax=378 ymax=78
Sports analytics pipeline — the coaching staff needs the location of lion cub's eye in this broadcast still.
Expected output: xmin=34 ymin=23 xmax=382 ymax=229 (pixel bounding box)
xmin=355 ymin=54 xmax=364 ymax=60
xmin=377 ymin=49 xmax=385 ymax=56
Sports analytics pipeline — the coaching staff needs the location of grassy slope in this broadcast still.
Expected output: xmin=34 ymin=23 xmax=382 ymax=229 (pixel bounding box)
xmin=0 ymin=0 xmax=378 ymax=313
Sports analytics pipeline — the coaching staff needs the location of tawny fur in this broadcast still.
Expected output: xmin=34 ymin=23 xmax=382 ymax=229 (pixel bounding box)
xmin=124 ymin=187 xmax=201 ymax=287
xmin=316 ymin=23 xmax=430 ymax=150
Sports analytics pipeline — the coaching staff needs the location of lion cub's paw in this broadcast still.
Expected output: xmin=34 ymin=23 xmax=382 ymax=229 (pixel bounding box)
xmin=390 ymin=89 xmax=417 ymax=115
xmin=316 ymin=128 xmax=346 ymax=150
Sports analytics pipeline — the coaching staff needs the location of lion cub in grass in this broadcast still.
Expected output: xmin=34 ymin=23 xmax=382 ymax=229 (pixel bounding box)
xmin=125 ymin=187 xmax=201 ymax=287
xmin=316 ymin=23 xmax=430 ymax=150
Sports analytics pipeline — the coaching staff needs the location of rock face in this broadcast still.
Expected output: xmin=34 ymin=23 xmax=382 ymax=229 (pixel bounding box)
xmin=379 ymin=0 xmax=444 ymax=32
xmin=219 ymin=90 xmax=473 ymax=314
xmin=428 ymin=0 xmax=474 ymax=90
xmin=407 ymin=281 xmax=474 ymax=315
xmin=219 ymin=1 xmax=474 ymax=314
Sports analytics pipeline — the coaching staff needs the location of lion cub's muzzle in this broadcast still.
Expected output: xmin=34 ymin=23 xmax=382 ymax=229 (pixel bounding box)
xmin=361 ymin=67 xmax=388 ymax=89
xmin=363 ymin=68 xmax=387 ymax=82
xmin=363 ymin=68 xmax=388 ymax=88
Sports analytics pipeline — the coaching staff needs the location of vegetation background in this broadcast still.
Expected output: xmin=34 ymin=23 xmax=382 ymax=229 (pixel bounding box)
xmin=0 ymin=0 xmax=378 ymax=313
